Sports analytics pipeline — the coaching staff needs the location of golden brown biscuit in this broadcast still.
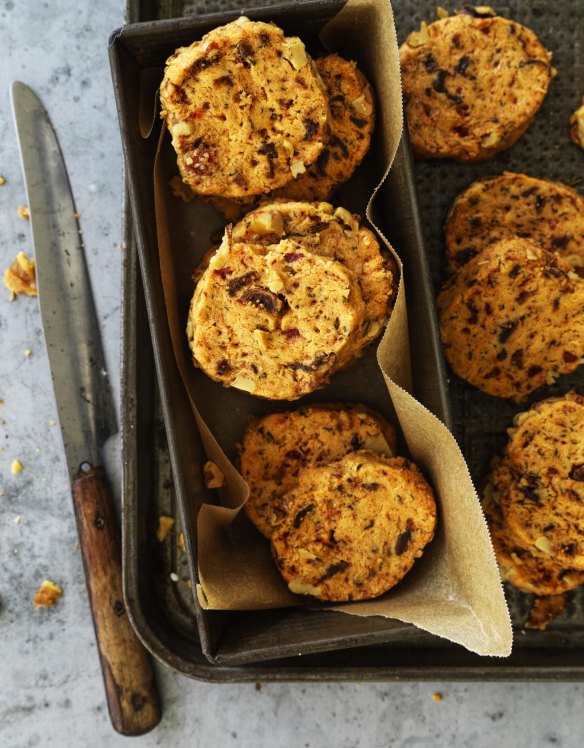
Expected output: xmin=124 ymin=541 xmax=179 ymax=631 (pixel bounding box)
xmin=239 ymin=404 xmax=397 ymax=537
xmin=160 ymin=19 xmax=329 ymax=198
xmin=437 ymin=238 xmax=584 ymax=400
xmin=496 ymin=393 xmax=584 ymax=570
xmin=188 ymin=237 xmax=365 ymax=400
xmin=445 ymin=173 xmax=584 ymax=274
xmin=271 ymin=451 xmax=436 ymax=602
xmin=399 ymin=9 xmax=552 ymax=162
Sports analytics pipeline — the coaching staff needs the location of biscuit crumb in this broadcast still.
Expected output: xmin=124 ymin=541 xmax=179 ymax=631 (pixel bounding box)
xmin=48 ymin=418 xmax=57 ymax=426
xmin=33 ymin=580 xmax=63 ymax=608
xmin=569 ymin=98 xmax=584 ymax=149
xmin=11 ymin=459 xmax=23 ymax=474
xmin=178 ymin=532 xmax=185 ymax=552
xmin=525 ymin=594 xmax=566 ymax=630
xmin=3 ymin=252 xmax=37 ymax=297
xmin=156 ymin=515 xmax=175 ymax=542
xmin=17 ymin=205 xmax=30 ymax=221
xmin=170 ymin=572 xmax=179 ymax=582
xmin=24 ymin=349 xmax=32 ymax=358
xmin=14 ymin=515 xmax=21 ymax=524
xmin=432 ymin=692 xmax=443 ymax=702
xmin=436 ymin=6 xmax=448 ymax=18
xmin=203 ymin=460 xmax=225 ymax=489
xmin=0 ymin=176 xmax=5 ymax=185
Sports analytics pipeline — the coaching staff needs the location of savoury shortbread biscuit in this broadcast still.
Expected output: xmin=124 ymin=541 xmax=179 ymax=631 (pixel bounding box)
xmin=271 ymin=451 xmax=436 ymax=601
xmin=399 ymin=9 xmax=552 ymax=162
xmin=231 ymin=200 xmax=395 ymax=356
xmin=160 ymin=18 xmax=330 ymax=198
xmin=437 ymin=238 xmax=584 ymax=399
xmin=188 ymin=238 xmax=365 ymax=400
xmin=483 ymin=494 xmax=584 ymax=596
xmin=240 ymin=405 xmax=398 ymax=537
xmin=445 ymin=173 xmax=584 ymax=274
xmin=205 ymin=54 xmax=376 ymax=218
xmin=496 ymin=393 xmax=584 ymax=569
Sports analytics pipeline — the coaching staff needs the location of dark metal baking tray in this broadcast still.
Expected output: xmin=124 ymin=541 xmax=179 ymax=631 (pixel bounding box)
xmin=117 ymin=0 xmax=584 ymax=679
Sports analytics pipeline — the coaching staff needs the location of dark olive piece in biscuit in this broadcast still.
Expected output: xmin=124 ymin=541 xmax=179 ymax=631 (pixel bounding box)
xmin=437 ymin=238 xmax=584 ymax=400
xmin=445 ymin=173 xmax=584 ymax=274
xmin=399 ymin=10 xmax=552 ymax=162
xmin=160 ymin=18 xmax=329 ymax=198
xmin=240 ymin=405 xmax=397 ymax=538
xmin=271 ymin=451 xmax=436 ymax=602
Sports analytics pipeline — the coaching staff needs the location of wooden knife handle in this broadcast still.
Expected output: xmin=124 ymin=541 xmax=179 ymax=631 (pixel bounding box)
xmin=72 ymin=463 xmax=161 ymax=735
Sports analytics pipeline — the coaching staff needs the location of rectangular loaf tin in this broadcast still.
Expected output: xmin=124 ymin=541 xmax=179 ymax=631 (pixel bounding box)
xmin=114 ymin=0 xmax=584 ymax=678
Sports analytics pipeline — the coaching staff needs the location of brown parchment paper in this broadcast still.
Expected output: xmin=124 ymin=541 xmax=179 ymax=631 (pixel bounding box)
xmin=153 ymin=0 xmax=512 ymax=656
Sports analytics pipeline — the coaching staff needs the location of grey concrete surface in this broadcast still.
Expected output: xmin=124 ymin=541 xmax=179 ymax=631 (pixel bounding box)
xmin=0 ymin=1 xmax=583 ymax=747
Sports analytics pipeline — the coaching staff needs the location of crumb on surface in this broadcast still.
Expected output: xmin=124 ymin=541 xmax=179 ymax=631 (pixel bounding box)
xmin=24 ymin=349 xmax=32 ymax=357
xmin=3 ymin=252 xmax=37 ymax=297
xmin=432 ymin=692 xmax=443 ymax=702
xmin=14 ymin=515 xmax=21 ymax=524
xmin=48 ymin=418 xmax=57 ymax=426
xmin=11 ymin=459 xmax=23 ymax=474
xmin=170 ymin=572 xmax=179 ymax=582
xmin=156 ymin=515 xmax=175 ymax=542
xmin=0 ymin=176 xmax=5 ymax=185
xmin=570 ymin=97 xmax=584 ymax=149
xmin=33 ymin=580 xmax=62 ymax=608
xmin=203 ymin=460 xmax=225 ymax=489
xmin=178 ymin=532 xmax=185 ymax=552
xmin=17 ymin=205 xmax=30 ymax=220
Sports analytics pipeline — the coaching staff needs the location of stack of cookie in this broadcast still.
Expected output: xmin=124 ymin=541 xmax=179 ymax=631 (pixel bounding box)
xmin=161 ymin=19 xmax=375 ymax=216
xmin=238 ymin=404 xmax=437 ymax=602
xmin=187 ymin=200 xmax=395 ymax=399
xmin=483 ymin=393 xmax=584 ymax=600
xmin=161 ymin=18 xmax=393 ymax=398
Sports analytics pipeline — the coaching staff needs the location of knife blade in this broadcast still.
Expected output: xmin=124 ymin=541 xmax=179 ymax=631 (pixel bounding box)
xmin=11 ymin=81 xmax=161 ymax=736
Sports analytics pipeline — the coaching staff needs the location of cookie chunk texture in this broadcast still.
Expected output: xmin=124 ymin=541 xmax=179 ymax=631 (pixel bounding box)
xmin=445 ymin=173 xmax=584 ymax=275
xmin=271 ymin=451 xmax=436 ymax=602
xmin=437 ymin=238 xmax=584 ymax=399
xmin=161 ymin=19 xmax=330 ymax=198
xmin=400 ymin=10 xmax=552 ymax=162
xmin=240 ymin=405 xmax=397 ymax=537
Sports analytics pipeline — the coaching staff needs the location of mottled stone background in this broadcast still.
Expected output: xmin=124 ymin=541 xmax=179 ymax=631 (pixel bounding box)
xmin=0 ymin=1 xmax=582 ymax=746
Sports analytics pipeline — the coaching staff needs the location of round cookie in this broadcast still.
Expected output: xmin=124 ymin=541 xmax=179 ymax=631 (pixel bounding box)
xmin=205 ymin=54 xmax=375 ymax=218
xmin=483 ymin=495 xmax=584 ymax=596
xmin=240 ymin=405 xmax=398 ymax=537
xmin=445 ymin=173 xmax=584 ymax=274
xmin=187 ymin=238 xmax=365 ymax=400
xmin=437 ymin=238 xmax=584 ymax=400
xmin=160 ymin=18 xmax=330 ymax=198
xmin=497 ymin=393 xmax=584 ymax=570
xmin=399 ymin=9 xmax=552 ymax=162
xmin=231 ymin=200 xmax=395 ymax=357
xmin=271 ymin=451 xmax=436 ymax=602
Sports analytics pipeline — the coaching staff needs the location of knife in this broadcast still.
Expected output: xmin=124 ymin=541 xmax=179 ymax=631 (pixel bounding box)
xmin=11 ymin=81 xmax=161 ymax=736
